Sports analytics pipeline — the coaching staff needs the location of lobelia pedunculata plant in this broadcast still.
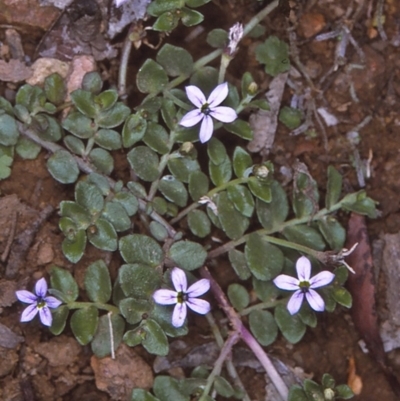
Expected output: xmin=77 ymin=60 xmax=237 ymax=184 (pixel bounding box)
xmin=4 ymin=0 xmax=378 ymax=400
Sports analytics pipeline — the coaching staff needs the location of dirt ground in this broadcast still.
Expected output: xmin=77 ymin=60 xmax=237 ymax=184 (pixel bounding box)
xmin=1 ymin=0 xmax=400 ymax=400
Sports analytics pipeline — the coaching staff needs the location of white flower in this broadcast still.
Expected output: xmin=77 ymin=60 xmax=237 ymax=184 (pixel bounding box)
xmin=273 ymin=256 xmax=335 ymax=315
xmin=227 ymin=22 xmax=244 ymax=55
xmin=179 ymin=83 xmax=237 ymax=143
xmin=15 ymin=278 xmax=62 ymax=327
xmin=153 ymin=267 xmax=211 ymax=327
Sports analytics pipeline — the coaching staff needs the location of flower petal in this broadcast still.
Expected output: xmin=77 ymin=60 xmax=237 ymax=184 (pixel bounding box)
xmin=171 ymin=268 xmax=187 ymax=293
xmin=199 ymin=115 xmax=214 ymax=143
xmin=153 ymin=289 xmax=178 ymax=305
xmin=35 ymin=278 xmax=48 ymax=298
xmin=296 ymin=256 xmax=311 ymax=281
xmin=207 ymin=82 xmax=228 ymax=107
xmin=187 ymin=279 xmax=210 ymax=298
xmin=44 ymin=296 xmax=62 ymax=309
xmin=309 ymin=271 xmax=335 ymax=288
xmin=39 ymin=306 xmax=53 ymax=326
xmin=187 ymin=298 xmax=210 ymax=315
xmin=20 ymin=303 xmax=38 ymax=322
xmin=172 ymin=302 xmax=187 ymax=327
xmin=179 ymin=109 xmax=204 ymax=127
xmin=305 ymin=289 xmax=325 ymax=312
xmin=273 ymin=274 xmax=300 ymax=291
xmin=209 ymin=106 xmax=237 ymax=123
xmin=185 ymin=85 xmax=206 ymax=108
xmin=287 ymin=290 xmax=304 ymax=315
xmin=15 ymin=290 xmax=37 ymax=304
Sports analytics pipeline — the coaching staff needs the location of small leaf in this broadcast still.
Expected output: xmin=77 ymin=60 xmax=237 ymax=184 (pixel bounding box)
xmin=150 ymin=221 xmax=169 ymax=241
xmin=60 ymin=200 xmax=91 ymax=228
xmin=143 ymin=122 xmax=170 ymax=154
xmin=16 ymin=136 xmax=40 ymax=160
xmin=288 ymin=385 xmax=309 ymax=401
xmin=91 ymin=314 xmax=125 ymax=358
xmin=245 ymin=233 xmax=284 ymax=280
xmin=89 ymin=148 xmax=114 ymax=175
xmin=0 ymin=155 xmax=12 ymax=179
xmin=70 ymin=306 xmax=99 ymax=345
xmin=248 ymin=177 xmax=272 ymax=203
xmin=279 ymin=106 xmax=302 ymax=129
xmin=87 ymin=218 xmax=118 ymax=251
xmin=274 ymin=304 xmax=306 ymax=344
xmin=47 ymin=149 xmax=79 ymax=184
xmin=227 ymin=185 xmax=254 ymax=217
xmin=142 ymin=318 xmax=169 ymax=356
xmin=169 ymin=240 xmax=207 ymax=271
xmin=94 ymin=129 xmax=122 ymax=150
xmin=207 ymin=137 xmax=227 ymax=165
xmin=283 ymin=225 xmax=326 ymax=251
xmin=96 ymin=102 xmax=130 ymax=129
xmin=249 ymin=310 xmax=278 ymax=346
xmin=206 ymin=28 xmax=228 ymax=48
xmin=62 ymin=111 xmax=96 ymax=139
xmin=131 ymin=389 xmax=160 ymax=401
xmin=84 ymin=260 xmax=112 ymax=303
xmin=64 ymin=135 xmax=85 ymax=155
xmin=255 ymin=36 xmax=290 ymax=77
xmin=152 ymin=11 xmax=180 ymax=32
xmin=127 ymin=146 xmax=159 ymax=182
xmin=147 ymin=0 xmax=184 ymax=17
xmin=188 ymin=170 xmax=209 ymax=201
xmin=49 ymin=305 xmax=69 ymax=335
xmin=153 ymin=376 xmax=189 ymax=401
xmin=82 ymin=71 xmax=103 ymax=94
xmin=120 ymin=298 xmax=151 ymax=324
xmin=335 ymin=384 xmax=354 ymax=399
xmin=227 ymin=284 xmax=249 ymax=311
xmin=181 ymin=7 xmax=204 ymax=26
xmin=149 ymin=303 xmax=188 ymax=337
xmin=44 ymin=73 xmax=66 ymax=105
xmin=75 ymin=181 xmax=104 ymax=215
xmin=122 ymin=113 xmax=147 ymax=147
xmin=253 ymin=278 xmax=279 ymax=302
xmin=50 ymin=266 xmax=79 ymax=303
xmin=71 ymin=89 xmax=96 ymax=118
xmin=233 ymin=147 xmax=252 ymax=178
xmin=292 ymin=172 xmax=319 ymax=218
xmin=159 ymin=175 xmax=188 ymax=207
xmin=0 ymin=114 xmax=20 ymax=146
xmin=95 ymin=90 xmax=118 ymax=111
xmin=214 ymin=376 xmax=234 ymax=398
xmin=119 ymin=234 xmax=163 ymax=266
xmin=137 ymin=59 xmax=169 ymax=94
xmin=318 ymin=216 xmax=346 ymax=251
xmin=102 ymin=201 xmax=131 ymax=232
xmin=332 ymin=287 xmax=352 ymax=308
xmin=224 ymin=119 xmax=253 ymax=140
xmin=168 ymin=156 xmax=200 ymax=183
xmin=326 ymin=165 xmax=342 ymax=210
xmin=156 ymin=44 xmax=193 ymax=77
xmin=209 ymin=156 xmax=232 ymax=186
xmin=188 ymin=210 xmax=211 ymax=238
xmin=62 ymin=229 xmax=87 ymax=263
xmin=228 ymin=249 xmax=251 ymax=280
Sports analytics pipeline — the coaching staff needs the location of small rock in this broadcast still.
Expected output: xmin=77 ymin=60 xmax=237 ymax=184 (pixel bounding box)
xmin=0 ymin=322 xmax=24 ymax=349
xmin=36 ymin=242 xmax=55 ymax=265
xmin=91 ymin=343 xmax=154 ymax=400
xmin=26 ymin=57 xmax=70 ymax=87
xmin=0 ymin=280 xmax=18 ymax=308
xmin=298 ymin=13 xmax=326 ymax=39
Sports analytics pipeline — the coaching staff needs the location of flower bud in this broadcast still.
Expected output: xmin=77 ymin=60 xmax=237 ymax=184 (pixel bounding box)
xmin=323 ymin=388 xmax=335 ymax=400
xmin=248 ymin=82 xmax=258 ymax=95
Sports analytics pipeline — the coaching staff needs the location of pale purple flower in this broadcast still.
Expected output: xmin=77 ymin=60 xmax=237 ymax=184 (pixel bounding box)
xmin=179 ymin=83 xmax=237 ymax=143
xmin=273 ymin=256 xmax=335 ymax=315
xmin=153 ymin=267 xmax=211 ymax=327
xmin=16 ymin=278 xmax=62 ymax=327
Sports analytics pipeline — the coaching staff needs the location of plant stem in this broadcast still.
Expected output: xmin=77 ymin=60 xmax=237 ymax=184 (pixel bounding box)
xmin=118 ymin=26 xmax=133 ymax=98
xmin=240 ymin=299 xmax=282 ymax=316
xmin=67 ymin=301 xmax=120 ymax=315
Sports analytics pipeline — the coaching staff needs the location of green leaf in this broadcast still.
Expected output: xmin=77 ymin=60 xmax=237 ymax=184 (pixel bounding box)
xmin=87 ymin=218 xmax=118 ymax=251
xmin=71 ymin=89 xmax=96 ymax=118
xmin=16 ymin=84 xmax=46 ymax=113
xmin=119 ymin=234 xmax=163 ymax=267
xmin=293 ymin=171 xmax=319 ymax=218
xmin=249 ymin=310 xmax=278 ymax=346
xmin=245 ymin=233 xmax=284 ymax=280
xmin=75 ymin=181 xmax=104 ymax=215
xmin=248 ymin=177 xmax=272 ymax=203
xmin=161 ymin=98 xmax=177 ymax=130
xmin=159 ymin=175 xmax=188 ymax=207
xmin=70 ymin=306 xmax=99 ymax=345
xmin=169 ymin=240 xmax=207 ymax=271
xmin=321 ymin=373 xmax=336 ymax=389
xmin=64 ymin=135 xmax=85 ymax=155
xmin=62 ymin=111 xmax=96 ymax=139
xmin=120 ymin=298 xmax=151 ymax=324
xmin=114 ymin=192 xmax=139 ymax=216
xmin=298 ymin=305 xmax=317 ymax=328
xmin=50 ymin=266 xmax=79 ymax=303
xmin=149 ymin=303 xmax=188 ymax=337
xmin=142 ymin=319 xmax=169 ymax=356
xmin=186 ymin=0 xmax=211 ymax=7
xmin=255 ymin=36 xmax=290 ymax=77
xmin=227 ymin=284 xmax=249 ymax=311
xmin=95 ymin=90 xmax=118 ymax=111
xmin=274 ymin=304 xmax=306 ymax=344
xmin=0 ymin=114 xmax=19 ymax=146
xmin=209 ymin=156 xmax=232 ymax=186
xmin=35 ymin=114 xmax=63 ymax=142
xmin=227 ymin=185 xmax=254 ymax=217
xmin=127 ymin=146 xmax=159 ymax=182
xmin=47 ymin=149 xmax=79 ymax=184
xmin=228 ymin=249 xmax=251 ymax=280
xmin=143 ymin=122 xmax=170 ymax=154
xmin=147 ymin=0 xmax=184 ymax=16
xmin=217 ymin=191 xmax=249 ymax=240
xmin=152 ymin=11 xmax=180 ymax=32
xmin=0 ymin=155 xmax=12 ymax=179
xmin=91 ymin=314 xmax=125 ymax=358
xmin=318 ymin=216 xmax=345 ymax=251
xmin=224 ymin=119 xmax=253 ymax=140
xmin=150 ymin=221 xmax=169 ymax=241
xmin=206 ymin=28 xmax=227 ymax=48
xmin=303 ymin=379 xmax=325 ymax=401
xmin=326 ymin=166 xmax=342 ymax=210
xmin=153 ymin=376 xmax=189 ymax=401
xmin=89 ymin=148 xmax=114 ymax=175
xmin=233 ymin=147 xmax=252 ymax=178
xmin=60 ymin=200 xmax=91 ymax=228
xmin=156 ymin=44 xmax=193 ymax=77
xmin=84 ymin=260 xmax=112 ymax=303
xmin=207 ymin=137 xmax=227 ymax=165
xmin=256 ymin=180 xmax=289 ymax=231
xmin=44 ymin=73 xmax=66 ymax=105
xmin=102 ymin=201 xmax=131 ymax=232
xmin=96 ymin=102 xmax=130 ymax=129
xmin=82 ymin=71 xmax=103 ymax=94
xmin=341 ymin=190 xmax=378 ymax=218
xmin=288 ymin=385 xmax=310 ymax=401
xmin=188 ymin=209 xmax=211 ymax=238
xmin=279 ymin=106 xmax=302 ymax=129
xmin=214 ymin=376 xmax=234 ymax=398
xmin=181 ymin=7 xmax=203 ymax=26
xmin=49 ymin=305 xmax=69 ymax=335
xmin=332 ymin=287 xmax=352 ymax=308
xmin=253 ymin=278 xmax=279 ymax=302
xmin=122 ymin=113 xmax=147 ymax=147
xmin=62 ymin=229 xmax=87 ymax=263
xmin=119 ymin=263 xmax=161 ymax=299
xmin=188 ymin=170 xmax=209 ymax=201
xmin=94 ymin=129 xmax=122 ymax=150
xmin=131 ymin=389 xmax=160 ymax=401
xmin=283 ymin=225 xmax=326 ymax=251
xmin=335 ymin=384 xmax=354 ymax=399
xmin=189 ymin=67 xmax=218 ymax=97
xmin=137 ymin=59 xmax=169 ymax=94
xmin=168 ymin=156 xmax=200 ymax=183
